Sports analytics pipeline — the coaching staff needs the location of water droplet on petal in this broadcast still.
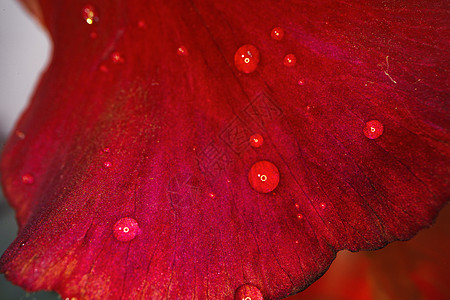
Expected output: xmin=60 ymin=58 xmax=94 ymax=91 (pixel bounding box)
xmin=363 ymin=120 xmax=384 ymax=139
xmin=297 ymin=214 xmax=303 ymax=220
xmin=82 ymin=5 xmax=98 ymax=25
xmin=298 ymin=79 xmax=305 ymax=86
xmin=271 ymin=27 xmax=285 ymax=40
xmin=209 ymin=192 xmax=216 ymax=199
xmin=248 ymin=161 xmax=280 ymax=193
xmin=177 ymin=46 xmax=188 ymax=56
xmin=319 ymin=202 xmax=327 ymax=209
xmin=99 ymin=65 xmax=108 ymax=72
xmin=249 ymin=133 xmax=264 ymax=148
xmin=137 ymin=20 xmax=146 ymax=28
xmin=15 ymin=130 xmax=26 ymax=139
xmin=103 ymin=161 xmax=112 ymax=168
xmin=235 ymin=284 xmax=263 ymax=300
xmin=283 ymin=54 xmax=297 ymax=67
xmin=103 ymin=147 xmax=110 ymax=153
xmin=234 ymin=44 xmax=260 ymax=74
xmin=22 ymin=174 xmax=34 ymax=185
xmin=113 ymin=217 xmax=140 ymax=242
xmin=111 ymin=52 xmax=124 ymax=64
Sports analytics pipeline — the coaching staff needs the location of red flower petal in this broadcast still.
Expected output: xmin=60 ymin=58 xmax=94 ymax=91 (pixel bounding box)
xmin=1 ymin=0 xmax=448 ymax=299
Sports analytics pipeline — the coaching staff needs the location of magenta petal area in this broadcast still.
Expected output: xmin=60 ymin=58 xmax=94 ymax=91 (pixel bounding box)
xmin=1 ymin=0 xmax=449 ymax=299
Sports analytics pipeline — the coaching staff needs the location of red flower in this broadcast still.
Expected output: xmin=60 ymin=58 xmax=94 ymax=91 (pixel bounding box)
xmin=1 ymin=0 xmax=448 ymax=299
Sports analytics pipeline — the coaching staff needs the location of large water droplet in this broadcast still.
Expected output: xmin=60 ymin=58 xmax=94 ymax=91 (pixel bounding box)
xmin=81 ymin=5 xmax=98 ymax=25
xmin=113 ymin=217 xmax=140 ymax=242
xmin=234 ymin=284 xmax=263 ymax=300
xmin=271 ymin=27 xmax=285 ymax=40
xmin=249 ymin=133 xmax=264 ymax=148
xmin=234 ymin=44 xmax=260 ymax=74
xmin=283 ymin=54 xmax=297 ymax=67
xmin=22 ymin=174 xmax=34 ymax=185
xmin=363 ymin=120 xmax=384 ymax=139
xmin=248 ymin=161 xmax=280 ymax=193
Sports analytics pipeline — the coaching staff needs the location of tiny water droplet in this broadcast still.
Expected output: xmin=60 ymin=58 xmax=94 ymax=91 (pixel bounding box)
xmin=294 ymin=203 xmax=300 ymax=209
xmin=283 ymin=54 xmax=297 ymax=67
xmin=248 ymin=161 xmax=280 ymax=193
xmin=363 ymin=120 xmax=384 ymax=139
xmin=82 ymin=5 xmax=98 ymax=25
xmin=137 ymin=20 xmax=146 ymax=28
xmin=103 ymin=161 xmax=112 ymax=168
xmin=22 ymin=174 xmax=34 ymax=185
xmin=15 ymin=130 xmax=26 ymax=139
xmin=298 ymin=79 xmax=305 ymax=86
xmin=209 ymin=192 xmax=216 ymax=199
xmin=270 ymin=27 xmax=285 ymax=40
xmin=249 ymin=133 xmax=264 ymax=148
xmin=319 ymin=202 xmax=327 ymax=209
xmin=111 ymin=52 xmax=124 ymax=64
xmin=113 ymin=217 xmax=140 ymax=242
xmin=235 ymin=284 xmax=263 ymax=300
xmin=103 ymin=147 xmax=110 ymax=153
xmin=177 ymin=46 xmax=188 ymax=56
xmin=234 ymin=44 xmax=260 ymax=74
xmin=297 ymin=214 xmax=303 ymax=219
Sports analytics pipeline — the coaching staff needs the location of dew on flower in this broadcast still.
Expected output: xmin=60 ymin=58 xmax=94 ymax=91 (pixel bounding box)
xmin=15 ymin=130 xmax=26 ymax=139
xmin=271 ymin=27 xmax=285 ymax=40
xmin=363 ymin=120 xmax=384 ymax=139
xmin=22 ymin=174 xmax=34 ymax=185
xmin=111 ymin=52 xmax=124 ymax=64
xmin=81 ymin=4 xmax=98 ymax=25
xmin=249 ymin=133 xmax=264 ymax=148
xmin=248 ymin=161 xmax=280 ymax=193
xmin=113 ymin=217 xmax=140 ymax=242
xmin=177 ymin=46 xmax=188 ymax=56
xmin=234 ymin=44 xmax=260 ymax=74
xmin=283 ymin=54 xmax=297 ymax=67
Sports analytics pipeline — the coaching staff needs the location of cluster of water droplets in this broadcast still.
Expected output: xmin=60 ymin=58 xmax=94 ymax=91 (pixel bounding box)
xmin=234 ymin=27 xmax=298 ymax=75
xmin=82 ymin=5 xmax=98 ymax=25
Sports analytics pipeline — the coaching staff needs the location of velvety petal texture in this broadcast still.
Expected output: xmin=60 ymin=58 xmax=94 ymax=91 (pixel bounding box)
xmin=1 ymin=0 xmax=449 ymax=299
